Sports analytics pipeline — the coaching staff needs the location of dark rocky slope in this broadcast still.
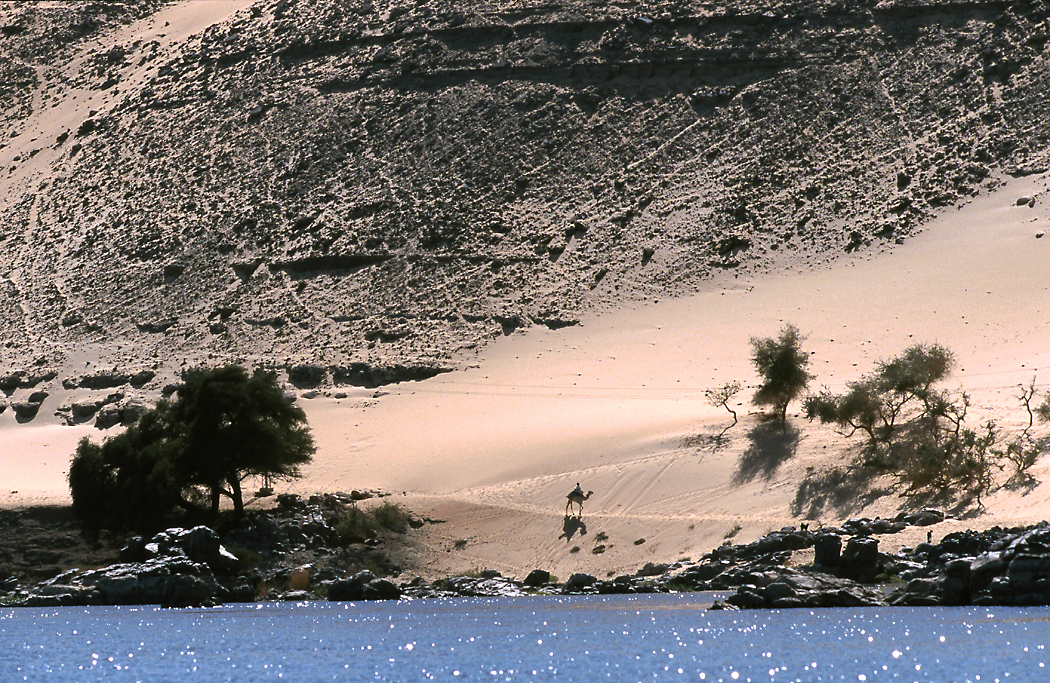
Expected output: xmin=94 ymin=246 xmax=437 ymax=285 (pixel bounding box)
xmin=1 ymin=0 xmax=1049 ymax=395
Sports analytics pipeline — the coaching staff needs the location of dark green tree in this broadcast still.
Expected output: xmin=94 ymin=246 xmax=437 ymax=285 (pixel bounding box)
xmin=171 ymin=365 xmax=315 ymax=516
xmin=68 ymin=366 xmax=315 ymax=531
xmin=750 ymin=323 xmax=813 ymax=421
xmin=68 ymin=404 xmax=186 ymax=533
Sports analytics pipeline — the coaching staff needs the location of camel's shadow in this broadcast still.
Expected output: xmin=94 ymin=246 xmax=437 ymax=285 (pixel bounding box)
xmin=559 ymin=515 xmax=587 ymax=542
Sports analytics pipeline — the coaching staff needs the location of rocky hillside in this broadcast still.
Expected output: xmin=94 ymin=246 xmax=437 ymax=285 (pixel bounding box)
xmin=1 ymin=0 xmax=1049 ymax=409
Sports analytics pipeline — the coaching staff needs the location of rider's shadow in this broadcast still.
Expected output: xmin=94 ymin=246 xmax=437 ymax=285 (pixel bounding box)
xmin=559 ymin=515 xmax=587 ymax=542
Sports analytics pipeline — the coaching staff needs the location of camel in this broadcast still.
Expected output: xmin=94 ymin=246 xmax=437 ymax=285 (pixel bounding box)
xmin=565 ymin=483 xmax=593 ymax=517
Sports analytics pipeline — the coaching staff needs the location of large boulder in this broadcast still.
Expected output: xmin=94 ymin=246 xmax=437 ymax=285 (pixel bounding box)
xmin=326 ymin=570 xmax=377 ymax=601
xmin=523 ymin=569 xmax=551 ymax=587
xmin=840 ymin=537 xmax=879 ymax=583
xmin=814 ymin=534 xmax=842 ymax=567
xmin=562 ymin=573 xmax=597 ymax=593
xmin=66 ymin=557 xmax=227 ymax=607
xmin=361 ymin=578 xmax=402 ymax=600
xmin=725 ymin=567 xmax=888 ymax=609
xmin=183 ymin=526 xmax=241 ymax=574
xmin=327 ymin=571 xmax=403 ymax=601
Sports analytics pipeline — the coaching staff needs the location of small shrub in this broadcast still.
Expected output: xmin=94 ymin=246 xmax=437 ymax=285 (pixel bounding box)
xmin=335 ymin=508 xmax=378 ymax=544
xmin=1002 ymin=435 xmax=1041 ymax=474
xmin=329 ymin=501 xmax=414 ymax=545
xmin=372 ymin=502 xmax=411 ymax=533
xmin=226 ymin=544 xmax=261 ymax=570
xmin=705 ymin=381 xmax=742 ymax=424
xmin=724 ymin=524 xmax=742 ymax=541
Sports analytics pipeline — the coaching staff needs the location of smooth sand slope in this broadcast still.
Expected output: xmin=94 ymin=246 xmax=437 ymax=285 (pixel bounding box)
xmin=286 ymin=171 xmax=1049 ymax=579
xmin=2 ymin=1 xmax=1048 ymax=582
xmin=3 ymin=171 xmax=1047 ymax=580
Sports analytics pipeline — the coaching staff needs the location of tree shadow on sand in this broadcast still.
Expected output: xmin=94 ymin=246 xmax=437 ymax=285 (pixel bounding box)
xmin=559 ymin=515 xmax=587 ymax=542
xmin=791 ymin=464 xmax=889 ymax=520
xmin=734 ymin=420 xmax=800 ymax=484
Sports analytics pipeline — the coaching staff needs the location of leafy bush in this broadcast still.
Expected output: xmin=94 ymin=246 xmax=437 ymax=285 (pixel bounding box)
xmin=225 ymin=543 xmax=262 ymax=570
xmin=372 ymin=502 xmax=411 ymax=533
xmin=750 ymin=324 xmax=813 ymax=421
xmin=68 ymin=366 xmax=315 ymax=533
xmin=332 ymin=502 xmax=412 ymax=544
xmin=334 ymin=507 xmax=379 ymax=544
xmin=803 ymin=343 xmax=1027 ymax=503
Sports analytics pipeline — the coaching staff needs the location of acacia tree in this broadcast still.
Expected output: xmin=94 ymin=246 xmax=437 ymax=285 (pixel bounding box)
xmin=750 ymin=323 xmax=813 ymax=422
xmin=804 ymin=343 xmax=956 ymax=445
xmin=171 ymin=366 xmax=315 ymax=516
xmin=803 ymin=343 xmax=1012 ymax=502
xmin=69 ymin=365 xmax=315 ymax=531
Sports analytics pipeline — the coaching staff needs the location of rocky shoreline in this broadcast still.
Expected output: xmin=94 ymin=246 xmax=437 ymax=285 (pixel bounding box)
xmin=7 ymin=494 xmax=1050 ymax=610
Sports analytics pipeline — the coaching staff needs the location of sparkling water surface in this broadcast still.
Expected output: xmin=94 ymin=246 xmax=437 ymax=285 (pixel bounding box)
xmin=3 ymin=594 xmax=1050 ymax=682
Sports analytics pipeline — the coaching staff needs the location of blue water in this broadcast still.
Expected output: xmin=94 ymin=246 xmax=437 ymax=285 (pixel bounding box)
xmin=3 ymin=594 xmax=1050 ymax=682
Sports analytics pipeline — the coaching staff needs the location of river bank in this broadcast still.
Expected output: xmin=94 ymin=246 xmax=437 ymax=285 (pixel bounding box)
xmin=6 ymin=492 xmax=1050 ymax=611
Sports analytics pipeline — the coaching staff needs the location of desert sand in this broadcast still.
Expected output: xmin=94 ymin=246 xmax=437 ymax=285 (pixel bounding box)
xmin=5 ymin=168 xmax=1046 ymax=581
xmin=2 ymin=1 xmax=1050 ymax=583
xmin=289 ymin=169 xmax=1050 ymax=580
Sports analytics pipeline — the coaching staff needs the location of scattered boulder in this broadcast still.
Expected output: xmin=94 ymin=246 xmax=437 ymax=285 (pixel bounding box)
xmin=12 ymin=399 xmax=43 ymax=420
xmin=563 ymin=573 xmax=598 ymax=593
xmin=814 ymin=534 xmax=842 ymax=567
xmin=901 ymin=508 xmax=945 ymax=527
xmin=523 ymin=569 xmax=551 ymax=587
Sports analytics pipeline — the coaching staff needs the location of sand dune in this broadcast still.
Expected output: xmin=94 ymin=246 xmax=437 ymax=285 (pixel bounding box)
xmin=2 ymin=171 xmax=1047 ymax=579
xmin=274 ymin=170 xmax=1050 ymax=578
xmin=2 ymin=0 xmax=1050 ymax=585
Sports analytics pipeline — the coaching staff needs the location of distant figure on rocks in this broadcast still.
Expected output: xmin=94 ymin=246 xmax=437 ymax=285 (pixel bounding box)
xmin=565 ymin=483 xmax=593 ymax=517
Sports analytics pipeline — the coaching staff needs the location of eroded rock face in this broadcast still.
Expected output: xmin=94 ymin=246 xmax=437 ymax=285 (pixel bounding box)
xmin=25 ymin=557 xmax=226 ymax=608
xmin=2 ymin=1 xmax=1050 ymax=383
xmin=722 ymin=568 xmax=888 ymax=609
xmin=887 ymin=524 xmax=1050 ymax=607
